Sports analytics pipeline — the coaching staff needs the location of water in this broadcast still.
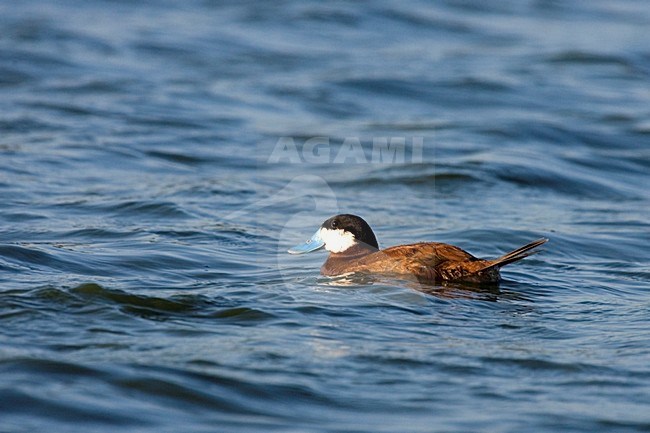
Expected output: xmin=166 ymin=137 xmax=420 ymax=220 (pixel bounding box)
xmin=1 ymin=0 xmax=649 ymax=431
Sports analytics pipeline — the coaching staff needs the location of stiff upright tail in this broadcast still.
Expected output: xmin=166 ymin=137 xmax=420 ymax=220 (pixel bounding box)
xmin=481 ymin=238 xmax=548 ymax=270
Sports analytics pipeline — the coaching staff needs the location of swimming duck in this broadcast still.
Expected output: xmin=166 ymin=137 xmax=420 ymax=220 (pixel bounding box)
xmin=288 ymin=214 xmax=547 ymax=284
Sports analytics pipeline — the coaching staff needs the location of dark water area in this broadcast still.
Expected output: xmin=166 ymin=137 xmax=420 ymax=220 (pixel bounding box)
xmin=1 ymin=0 xmax=649 ymax=432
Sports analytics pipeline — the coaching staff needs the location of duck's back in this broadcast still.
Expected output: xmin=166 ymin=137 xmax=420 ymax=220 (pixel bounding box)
xmin=321 ymin=238 xmax=547 ymax=284
xmin=321 ymin=242 xmax=481 ymax=279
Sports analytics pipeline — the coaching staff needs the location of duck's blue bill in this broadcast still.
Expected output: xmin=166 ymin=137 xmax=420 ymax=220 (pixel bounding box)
xmin=287 ymin=229 xmax=325 ymax=254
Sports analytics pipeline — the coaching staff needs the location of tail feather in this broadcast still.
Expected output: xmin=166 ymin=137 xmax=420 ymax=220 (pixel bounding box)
xmin=480 ymin=238 xmax=548 ymax=271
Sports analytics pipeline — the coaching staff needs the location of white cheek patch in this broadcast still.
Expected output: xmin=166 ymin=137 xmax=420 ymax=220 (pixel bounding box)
xmin=319 ymin=227 xmax=357 ymax=253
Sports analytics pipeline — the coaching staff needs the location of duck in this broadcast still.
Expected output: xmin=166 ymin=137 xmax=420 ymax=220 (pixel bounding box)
xmin=288 ymin=214 xmax=547 ymax=284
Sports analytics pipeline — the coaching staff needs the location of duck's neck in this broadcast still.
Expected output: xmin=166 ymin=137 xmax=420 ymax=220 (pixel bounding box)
xmin=328 ymin=243 xmax=378 ymax=259
xmin=321 ymin=243 xmax=378 ymax=276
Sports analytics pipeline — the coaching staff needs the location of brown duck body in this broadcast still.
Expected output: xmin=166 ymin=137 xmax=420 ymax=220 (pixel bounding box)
xmin=321 ymin=239 xmax=547 ymax=284
xmin=288 ymin=214 xmax=547 ymax=284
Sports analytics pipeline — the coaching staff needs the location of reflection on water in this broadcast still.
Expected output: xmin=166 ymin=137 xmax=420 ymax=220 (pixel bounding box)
xmin=320 ymin=273 xmax=505 ymax=301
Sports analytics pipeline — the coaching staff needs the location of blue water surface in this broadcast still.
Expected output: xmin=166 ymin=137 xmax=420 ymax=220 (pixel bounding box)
xmin=1 ymin=1 xmax=649 ymax=432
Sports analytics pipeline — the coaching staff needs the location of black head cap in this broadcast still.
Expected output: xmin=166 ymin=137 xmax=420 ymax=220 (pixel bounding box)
xmin=321 ymin=214 xmax=379 ymax=249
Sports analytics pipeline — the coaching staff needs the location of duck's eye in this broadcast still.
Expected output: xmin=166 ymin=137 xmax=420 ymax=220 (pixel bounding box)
xmin=331 ymin=220 xmax=338 ymax=229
